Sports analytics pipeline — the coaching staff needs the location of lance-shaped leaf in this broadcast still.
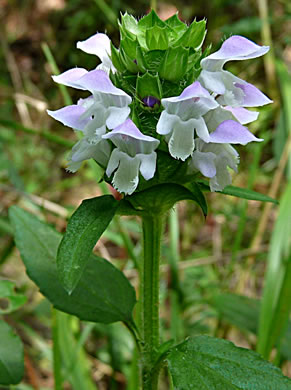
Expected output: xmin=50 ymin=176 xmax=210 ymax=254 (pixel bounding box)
xmin=167 ymin=335 xmax=291 ymax=390
xmin=198 ymin=180 xmax=278 ymax=204
xmin=0 ymin=320 xmax=24 ymax=386
xmin=57 ymin=195 xmax=119 ymax=293
xmin=9 ymin=206 xmax=136 ymax=324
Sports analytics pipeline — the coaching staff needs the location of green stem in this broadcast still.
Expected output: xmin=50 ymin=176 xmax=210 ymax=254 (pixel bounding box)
xmin=141 ymin=215 xmax=163 ymax=390
xmin=52 ymin=308 xmax=63 ymax=390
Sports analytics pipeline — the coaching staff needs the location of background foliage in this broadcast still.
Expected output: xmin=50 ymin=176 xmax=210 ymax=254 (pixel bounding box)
xmin=1 ymin=0 xmax=291 ymax=388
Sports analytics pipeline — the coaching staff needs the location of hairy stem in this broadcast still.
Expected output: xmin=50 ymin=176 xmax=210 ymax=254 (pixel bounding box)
xmin=141 ymin=215 xmax=163 ymax=390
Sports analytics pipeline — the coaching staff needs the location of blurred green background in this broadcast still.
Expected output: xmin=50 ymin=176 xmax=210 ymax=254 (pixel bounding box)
xmin=1 ymin=0 xmax=291 ymax=389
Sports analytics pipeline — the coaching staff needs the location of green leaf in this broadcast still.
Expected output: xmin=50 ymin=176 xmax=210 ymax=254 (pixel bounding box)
xmin=184 ymin=182 xmax=208 ymax=216
xmin=167 ymin=335 xmax=291 ymax=390
xmin=198 ymin=180 xmax=279 ymax=204
xmin=0 ymin=320 xmax=24 ymax=385
xmin=257 ymin=181 xmax=291 ymax=359
xmin=57 ymin=195 xmax=119 ymax=293
xmin=127 ymin=183 xmax=207 ymax=216
xmin=136 ymin=72 xmax=162 ymax=101
xmin=0 ymin=280 xmax=27 ymax=314
xmin=159 ymin=46 xmax=189 ymax=82
xmin=176 ymin=19 xmax=206 ymax=49
xmin=146 ymin=26 xmax=169 ymax=50
xmin=9 ymin=206 xmax=136 ymax=324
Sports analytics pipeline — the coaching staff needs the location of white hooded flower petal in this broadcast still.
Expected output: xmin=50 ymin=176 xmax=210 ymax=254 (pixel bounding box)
xmin=52 ymin=70 xmax=131 ymax=138
xmin=199 ymin=35 xmax=272 ymax=108
xmin=138 ymin=153 xmax=157 ymax=181
xmin=191 ymin=150 xmax=217 ymax=178
xmin=201 ymin=35 xmax=269 ymax=71
xmin=52 ymin=68 xmax=131 ymax=105
xmin=103 ymin=119 xmax=160 ymax=155
xmin=190 ymin=139 xmax=239 ymax=191
xmin=157 ymin=81 xmax=218 ymax=160
xmin=106 ymin=149 xmax=140 ymax=195
xmin=209 ymin=120 xmax=263 ymax=145
xmin=224 ymin=106 xmax=259 ymax=125
xmin=52 ymin=68 xmax=88 ymax=89
xmin=103 ymin=119 xmax=160 ymax=194
xmin=47 ymin=105 xmax=90 ymax=130
xmin=168 ymin=119 xmax=195 ymax=161
xmin=77 ymin=33 xmax=115 ymax=74
xmin=67 ymin=138 xmax=111 ymax=172
xmin=204 ymin=106 xmax=262 ymax=144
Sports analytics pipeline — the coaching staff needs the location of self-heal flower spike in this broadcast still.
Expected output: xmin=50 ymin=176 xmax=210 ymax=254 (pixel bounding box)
xmin=156 ymin=81 xmax=219 ymax=161
xmin=103 ymin=119 xmax=160 ymax=195
xmin=47 ymin=13 xmax=273 ymax=196
xmin=199 ymin=36 xmax=272 ymax=108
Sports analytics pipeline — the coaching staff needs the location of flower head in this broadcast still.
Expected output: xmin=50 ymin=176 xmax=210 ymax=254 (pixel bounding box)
xmin=48 ymin=12 xmax=273 ymax=197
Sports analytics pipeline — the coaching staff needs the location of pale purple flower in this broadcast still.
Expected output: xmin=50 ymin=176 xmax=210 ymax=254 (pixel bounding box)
xmin=103 ymin=119 xmax=160 ymax=195
xmin=77 ymin=33 xmax=115 ymax=74
xmin=199 ymin=36 xmax=272 ymax=109
xmin=47 ymin=69 xmax=132 ymax=171
xmin=190 ymin=139 xmax=239 ymax=191
xmin=48 ymin=70 xmax=131 ymax=139
xmin=156 ymin=81 xmax=219 ymax=161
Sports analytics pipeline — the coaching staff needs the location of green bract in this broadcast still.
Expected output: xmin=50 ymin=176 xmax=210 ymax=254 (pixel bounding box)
xmin=111 ymin=11 xmax=206 ymax=134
